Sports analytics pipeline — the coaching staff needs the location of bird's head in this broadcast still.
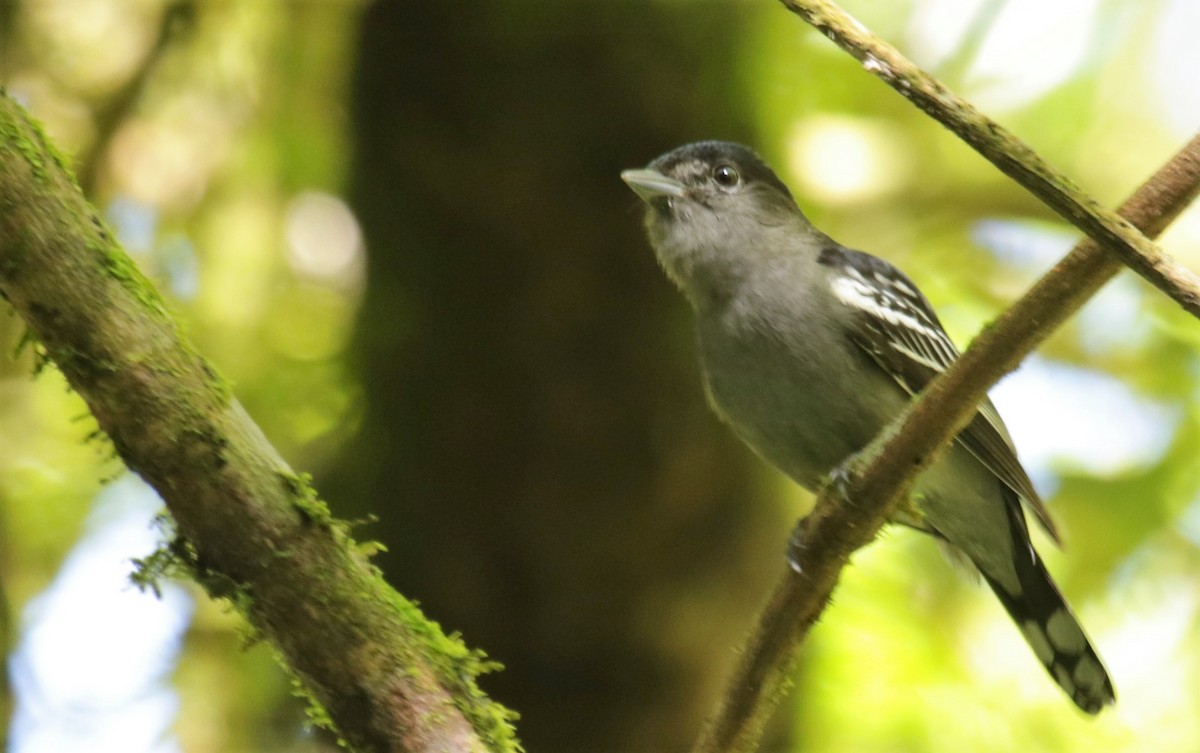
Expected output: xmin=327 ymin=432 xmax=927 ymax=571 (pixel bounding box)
xmin=622 ymin=141 xmax=809 ymax=302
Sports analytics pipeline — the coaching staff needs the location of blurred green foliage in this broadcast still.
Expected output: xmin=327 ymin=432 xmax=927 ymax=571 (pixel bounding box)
xmin=1 ymin=1 xmax=1198 ymax=752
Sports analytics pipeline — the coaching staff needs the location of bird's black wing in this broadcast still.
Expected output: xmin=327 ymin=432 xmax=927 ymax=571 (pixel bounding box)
xmin=818 ymin=245 xmax=1061 ymax=544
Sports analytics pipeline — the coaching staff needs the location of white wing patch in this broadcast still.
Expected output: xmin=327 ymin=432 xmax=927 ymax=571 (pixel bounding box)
xmin=830 ymin=274 xmax=928 ymax=333
xmin=829 ymin=274 xmax=958 ymax=378
xmin=832 ymin=272 xmax=1023 ymax=457
xmin=828 ymin=249 xmax=1060 ymax=542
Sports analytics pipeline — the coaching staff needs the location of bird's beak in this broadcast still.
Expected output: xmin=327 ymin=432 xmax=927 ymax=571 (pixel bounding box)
xmin=621 ymin=169 xmax=686 ymax=203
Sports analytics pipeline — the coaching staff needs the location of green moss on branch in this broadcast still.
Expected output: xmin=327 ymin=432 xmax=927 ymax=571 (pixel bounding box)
xmin=0 ymin=91 xmax=520 ymax=753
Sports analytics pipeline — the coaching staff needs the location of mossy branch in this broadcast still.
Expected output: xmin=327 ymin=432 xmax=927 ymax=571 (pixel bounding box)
xmin=0 ymin=91 xmax=520 ymax=753
xmin=780 ymin=0 xmax=1200 ymax=317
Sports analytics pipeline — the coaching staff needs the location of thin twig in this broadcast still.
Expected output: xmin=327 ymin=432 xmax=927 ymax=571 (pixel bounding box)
xmin=780 ymin=0 xmax=1200 ymax=317
xmin=77 ymin=1 xmax=197 ymax=196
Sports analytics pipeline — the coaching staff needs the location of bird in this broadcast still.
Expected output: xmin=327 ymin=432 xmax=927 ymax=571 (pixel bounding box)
xmin=621 ymin=140 xmax=1115 ymax=713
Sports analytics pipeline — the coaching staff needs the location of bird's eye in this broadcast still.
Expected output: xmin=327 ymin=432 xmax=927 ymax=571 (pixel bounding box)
xmin=713 ymin=165 xmax=740 ymax=188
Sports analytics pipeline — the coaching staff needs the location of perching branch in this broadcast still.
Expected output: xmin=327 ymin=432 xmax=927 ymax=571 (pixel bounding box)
xmin=693 ymin=133 xmax=1200 ymax=753
xmin=0 ymin=92 xmax=519 ymax=753
xmin=780 ymin=0 xmax=1200 ymax=318
xmin=691 ymin=4 xmax=1200 ymax=751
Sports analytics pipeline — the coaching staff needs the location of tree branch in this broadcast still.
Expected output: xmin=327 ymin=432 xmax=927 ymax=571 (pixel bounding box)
xmin=690 ymin=4 xmax=1200 ymax=748
xmin=780 ymin=0 xmax=1200 ymax=317
xmin=0 ymin=92 xmax=519 ymax=753
xmin=693 ymin=134 xmax=1200 ymax=753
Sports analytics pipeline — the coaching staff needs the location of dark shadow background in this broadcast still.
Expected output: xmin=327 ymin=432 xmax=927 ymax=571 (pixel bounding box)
xmin=325 ymin=3 xmax=791 ymax=751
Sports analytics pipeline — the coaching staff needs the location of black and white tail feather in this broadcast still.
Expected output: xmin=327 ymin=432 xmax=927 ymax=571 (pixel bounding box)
xmin=819 ymin=244 xmax=1115 ymax=713
xmin=982 ymin=497 xmax=1115 ymax=713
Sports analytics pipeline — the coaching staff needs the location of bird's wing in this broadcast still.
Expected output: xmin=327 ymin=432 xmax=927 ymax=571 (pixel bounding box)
xmin=819 ymin=246 xmax=1062 ymax=545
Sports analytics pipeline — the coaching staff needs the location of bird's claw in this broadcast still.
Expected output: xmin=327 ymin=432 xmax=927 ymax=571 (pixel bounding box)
xmin=786 ymin=518 xmax=807 ymax=573
xmin=825 ymin=462 xmax=856 ymax=505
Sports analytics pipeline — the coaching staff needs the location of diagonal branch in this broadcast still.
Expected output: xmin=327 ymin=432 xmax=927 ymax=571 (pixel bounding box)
xmin=692 ymin=126 xmax=1200 ymax=753
xmin=690 ymin=3 xmax=1200 ymax=748
xmin=780 ymin=0 xmax=1200 ymax=317
xmin=0 ymin=92 xmax=519 ymax=753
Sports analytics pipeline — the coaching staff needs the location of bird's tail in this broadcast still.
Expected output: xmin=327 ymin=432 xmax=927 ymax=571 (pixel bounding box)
xmin=980 ymin=504 xmax=1115 ymax=714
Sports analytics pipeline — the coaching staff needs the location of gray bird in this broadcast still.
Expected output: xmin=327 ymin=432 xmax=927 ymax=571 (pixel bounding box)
xmin=621 ymin=140 xmax=1114 ymax=714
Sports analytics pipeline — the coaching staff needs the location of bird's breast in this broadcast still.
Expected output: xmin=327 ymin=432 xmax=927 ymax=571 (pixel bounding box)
xmin=695 ymin=296 xmax=897 ymax=490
